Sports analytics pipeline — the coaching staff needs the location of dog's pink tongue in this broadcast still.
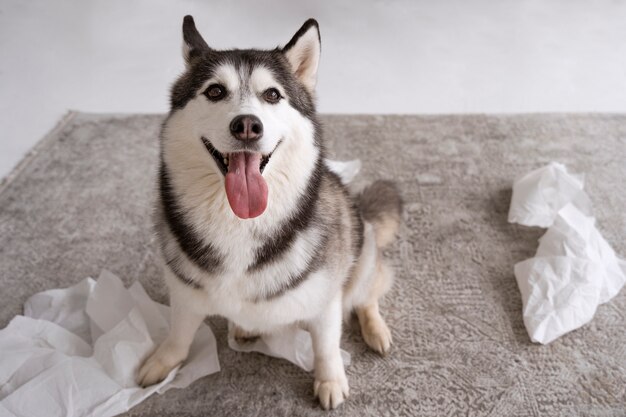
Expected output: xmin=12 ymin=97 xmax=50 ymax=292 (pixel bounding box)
xmin=225 ymin=153 xmax=268 ymax=219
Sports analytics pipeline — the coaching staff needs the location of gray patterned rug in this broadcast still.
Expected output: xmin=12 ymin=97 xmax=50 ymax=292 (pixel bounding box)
xmin=1 ymin=112 xmax=625 ymax=416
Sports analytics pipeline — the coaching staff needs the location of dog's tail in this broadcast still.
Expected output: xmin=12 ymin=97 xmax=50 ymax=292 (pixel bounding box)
xmin=358 ymin=180 xmax=403 ymax=248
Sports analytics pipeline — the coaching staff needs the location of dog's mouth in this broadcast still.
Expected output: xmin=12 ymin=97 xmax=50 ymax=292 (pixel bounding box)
xmin=201 ymin=137 xmax=279 ymax=220
xmin=201 ymin=137 xmax=272 ymax=176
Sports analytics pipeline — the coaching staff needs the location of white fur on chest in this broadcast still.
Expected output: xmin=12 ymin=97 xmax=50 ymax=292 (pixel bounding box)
xmin=175 ymin=212 xmax=329 ymax=331
xmin=203 ymin=268 xmax=331 ymax=331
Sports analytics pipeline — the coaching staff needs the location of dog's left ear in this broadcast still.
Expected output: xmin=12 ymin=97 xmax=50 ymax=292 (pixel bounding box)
xmin=282 ymin=19 xmax=321 ymax=93
xmin=182 ymin=15 xmax=210 ymax=65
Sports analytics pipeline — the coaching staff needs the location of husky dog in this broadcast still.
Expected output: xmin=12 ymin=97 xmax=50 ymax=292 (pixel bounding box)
xmin=137 ymin=15 xmax=402 ymax=410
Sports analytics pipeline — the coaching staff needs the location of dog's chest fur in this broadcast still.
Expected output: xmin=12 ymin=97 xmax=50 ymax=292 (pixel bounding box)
xmin=157 ymin=126 xmax=358 ymax=332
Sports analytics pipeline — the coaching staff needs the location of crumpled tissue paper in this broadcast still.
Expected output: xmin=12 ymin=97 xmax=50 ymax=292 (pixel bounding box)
xmin=509 ymin=162 xmax=626 ymax=344
xmin=508 ymin=161 xmax=592 ymax=227
xmin=0 ymin=270 xmax=220 ymax=417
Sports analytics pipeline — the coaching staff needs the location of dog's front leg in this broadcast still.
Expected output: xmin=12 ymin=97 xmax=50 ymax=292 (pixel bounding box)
xmin=137 ymin=285 xmax=205 ymax=387
xmin=308 ymin=293 xmax=349 ymax=410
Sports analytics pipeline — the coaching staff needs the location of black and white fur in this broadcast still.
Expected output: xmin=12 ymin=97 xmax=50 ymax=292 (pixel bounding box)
xmin=137 ymin=16 xmax=402 ymax=410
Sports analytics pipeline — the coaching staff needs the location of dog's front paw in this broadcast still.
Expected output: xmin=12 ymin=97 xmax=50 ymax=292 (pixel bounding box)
xmin=314 ymin=376 xmax=349 ymax=410
xmin=136 ymin=341 xmax=187 ymax=387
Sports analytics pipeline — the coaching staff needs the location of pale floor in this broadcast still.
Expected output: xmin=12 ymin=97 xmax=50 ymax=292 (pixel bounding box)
xmin=1 ymin=0 xmax=626 ymax=179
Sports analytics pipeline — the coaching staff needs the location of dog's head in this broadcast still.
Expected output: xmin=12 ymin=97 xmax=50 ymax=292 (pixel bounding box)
xmin=167 ymin=15 xmax=321 ymax=220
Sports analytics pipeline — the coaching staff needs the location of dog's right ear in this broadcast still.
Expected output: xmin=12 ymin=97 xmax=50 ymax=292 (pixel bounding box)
xmin=182 ymin=15 xmax=210 ymax=65
xmin=282 ymin=19 xmax=321 ymax=94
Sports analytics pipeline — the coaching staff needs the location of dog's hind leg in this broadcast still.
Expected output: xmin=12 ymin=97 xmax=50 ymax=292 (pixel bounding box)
xmin=352 ymin=180 xmax=402 ymax=355
xmin=355 ymin=258 xmax=394 ymax=355
xmin=137 ymin=275 xmax=206 ymax=387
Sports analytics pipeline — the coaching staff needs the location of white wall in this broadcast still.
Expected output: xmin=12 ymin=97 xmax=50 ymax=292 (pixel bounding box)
xmin=1 ymin=0 xmax=626 ymax=178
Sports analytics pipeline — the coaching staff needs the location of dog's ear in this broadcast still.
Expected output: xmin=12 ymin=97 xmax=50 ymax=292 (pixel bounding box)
xmin=182 ymin=15 xmax=210 ymax=65
xmin=282 ymin=19 xmax=321 ymax=93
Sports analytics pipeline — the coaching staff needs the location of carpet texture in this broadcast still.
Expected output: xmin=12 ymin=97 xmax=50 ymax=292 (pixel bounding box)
xmin=1 ymin=112 xmax=625 ymax=416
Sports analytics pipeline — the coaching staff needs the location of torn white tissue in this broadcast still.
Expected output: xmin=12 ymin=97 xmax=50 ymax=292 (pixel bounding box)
xmin=508 ymin=161 xmax=591 ymax=227
xmin=227 ymin=322 xmax=351 ymax=372
xmin=510 ymin=163 xmax=626 ymax=344
xmin=325 ymin=159 xmax=362 ymax=184
xmin=536 ymin=204 xmax=626 ymax=304
xmin=515 ymin=256 xmax=603 ymax=345
xmin=0 ymin=270 xmax=220 ymax=417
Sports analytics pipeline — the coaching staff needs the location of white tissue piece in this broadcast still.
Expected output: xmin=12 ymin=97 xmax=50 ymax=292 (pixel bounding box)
xmin=227 ymin=323 xmax=351 ymax=372
xmin=325 ymin=159 xmax=362 ymax=184
xmin=508 ymin=161 xmax=590 ymax=227
xmin=515 ymin=256 xmax=603 ymax=344
xmin=510 ymin=163 xmax=626 ymax=344
xmin=536 ymin=204 xmax=626 ymax=304
xmin=0 ymin=270 xmax=220 ymax=417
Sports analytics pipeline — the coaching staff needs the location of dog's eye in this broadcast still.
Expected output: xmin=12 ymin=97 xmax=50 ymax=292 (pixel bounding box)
xmin=262 ymin=88 xmax=282 ymax=104
xmin=204 ymin=84 xmax=227 ymax=101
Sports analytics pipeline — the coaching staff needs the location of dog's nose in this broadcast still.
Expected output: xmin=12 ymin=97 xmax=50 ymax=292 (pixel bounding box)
xmin=229 ymin=115 xmax=263 ymax=142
